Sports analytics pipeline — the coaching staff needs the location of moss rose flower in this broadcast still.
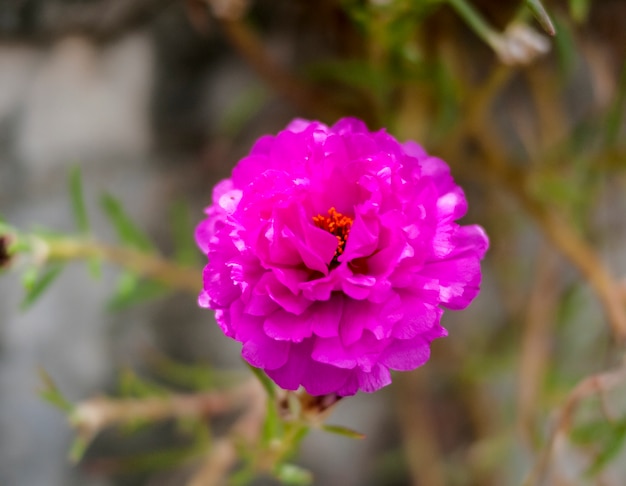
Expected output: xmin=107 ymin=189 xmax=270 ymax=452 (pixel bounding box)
xmin=196 ymin=118 xmax=488 ymax=396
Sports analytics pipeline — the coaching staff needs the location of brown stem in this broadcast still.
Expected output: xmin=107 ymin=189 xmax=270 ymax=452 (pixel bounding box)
xmin=45 ymin=237 xmax=200 ymax=294
xmin=517 ymin=244 xmax=561 ymax=448
xmin=72 ymin=381 xmax=256 ymax=434
xmin=186 ymin=379 xmax=267 ymax=486
xmin=187 ymin=438 xmax=238 ymax=486
xmin=523 ymin=359 xmax=626 ymax=485
xmin=499 ymin=165 xmax=626 ymax=342
xmin=217 ymin=17 xmax=339 ymax=120
xmin=444 ymin=63 xmax=626 ymax=342
xmin=394 ymin=371 xmax=446 ymax=486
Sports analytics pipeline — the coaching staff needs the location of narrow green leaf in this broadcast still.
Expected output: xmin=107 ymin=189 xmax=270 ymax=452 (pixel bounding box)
xmin=69 ymin=167 xmax=90 ymax=234
xmin=230 ymin=468 xmax=256 ymax=486
xmin=150 ymin=354 xmax=242 ymax=391
xmin=170 ymin=201 xmax=199 ymax=267
xmin=606 ymin=61 xmax=626 ymax=147
xmin=525 ymin=0 xmax=556 ymax=36
xmin=107 ymin=273 xmax=167 ymax=310
xmin=274 ymin=463 xmax=313 ymax=486
xmin=321 ymin=424 xmax=366 ymax=440
xmin=286 ymin=424 xmax=310 ymax=454
xmin=118 ymin=368 xmax=169 ymax=399
xmin=8 ymin=238 xmax=30 ymax=255
xmin=69 ymin=436 xmax=90 ymax=463
xmin=38 ymin=368 xmax=74 ymax=414
xmin=246 ymin=363 xmax=276 ymax=399
xmin=447 ymin=0 xmax=500 ymax=47
xmin=571 ymin=419 xmax=614 ymax=445
xmin=20 ymin=264 xmax=64 ymax=310
xmin=569 ymin=0 xmax=590 ymax=23
xmin=553 ymin=16 xmax=576 ymax=78
xmin=87 ymin=256 xmax=103 ymax=279
xmin=587 ymin=421 xmax=626 ymax=476
xmin=100 ymin=193 xmax=154 ymax=252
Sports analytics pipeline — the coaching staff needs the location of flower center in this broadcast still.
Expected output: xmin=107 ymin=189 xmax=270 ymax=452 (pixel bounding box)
xmin=313 ymin=207 xmax=353 ymax=267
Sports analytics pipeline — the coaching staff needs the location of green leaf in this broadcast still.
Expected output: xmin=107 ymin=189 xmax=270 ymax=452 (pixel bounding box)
xmin=586 ymin=420 xmax=626 ymax=476
xmin=447 ymin=0 xmax=499 ymax=47
xmin=68 ymin=167 xmax=90 ymax=234
xmin=38 ymin=368 xmax=74 ymax=414
xmin=321 ymin=424 xmax=366 ymax=440
xmin=553 ymin=15 xmax=577 ymax=79
xmin=571 ymin=419 xmax=614 ymax=445
xmin=605 ymin=61 xmax=626 ymax=148
xmin=169 ymin=201 xmax=200 ymax=267
xmin=69 ymin=435 xmax=90 ymax=463
xmin=87 ymin=256 xmax=103 ymax=280
xmin=230 ymin=468 xmax=256 ymax=486
xmin=150 ymin=354 xmax=240 ymax=390
xmin=569 ymin=0 xmax=590 ymax=23
xmin=525 ymin=0 xmax=556 ymax=36
xmin=0 ymin=219 xmax=10 ymax=234
xmin=107 ymin=272 xmax=167 ymax=310
xmin=274 ymin=463 xmax=313 ymax=485
xmin=118 ymin=368 xmax=169 ymax=399
xmin=100 ymin=193 xmax=154 ymax=252
xmin=20 ymin=264 xmax=64 ymax=310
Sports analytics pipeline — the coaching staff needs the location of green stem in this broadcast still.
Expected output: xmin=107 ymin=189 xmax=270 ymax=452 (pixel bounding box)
xmin=447 ymin=0 xmax=501 ymax=48
xmin=273 ymin=422 xmax=310 ymax=466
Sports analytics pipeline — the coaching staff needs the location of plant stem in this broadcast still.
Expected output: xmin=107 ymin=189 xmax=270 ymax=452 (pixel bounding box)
xmin=447 ymin=0 xmax=500 ymax=48
xmin=44 ymin=237 xmax=200 ymax=294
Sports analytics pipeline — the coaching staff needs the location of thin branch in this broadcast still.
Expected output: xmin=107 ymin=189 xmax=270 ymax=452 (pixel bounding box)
xmin=186 ymin=379 xmax=266 ymax=486
xmin=394 ymin=371 xmax=447 ymax=486
xmin=187 ymin=438 xmax=238 ymax=486
xmin=207 ymin=2 xmax=342 ymax=120
xmin=443 ymin=64 xmax=626 ymax=342
xmin=219 ymin=20 xmax=336 ymax=119
xmin=498 ymin=165 xmax=626 ymax=342
xmin=44 ymin=237 xmax=200 ymax=294
xmin=71 ymin=380 xmax=257 ymax=439
xmin=517 ymin=244 xmax=561 ymax=448
xmin=523 ymin=359 xmax=626 ymax=485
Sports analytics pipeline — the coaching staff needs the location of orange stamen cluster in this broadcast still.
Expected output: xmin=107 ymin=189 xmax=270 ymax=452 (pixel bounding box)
xmin=313 ymin=207 xmax=353 ymax=266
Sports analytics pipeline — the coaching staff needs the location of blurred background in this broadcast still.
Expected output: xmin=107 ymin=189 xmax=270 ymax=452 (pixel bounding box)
xmin=0 ymin=0 xmax=625 ymax=485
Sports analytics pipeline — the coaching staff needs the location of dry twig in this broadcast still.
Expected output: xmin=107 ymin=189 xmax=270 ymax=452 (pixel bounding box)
xmin=72 ymin=380 xmax=259 ymax=442
xmin=523 ymin=359 xmax=626 ymax=485
xmin=394 ymin=371 xmax=447 ymax=486
xmin=517 ymin=245 xmax=562 ymax=448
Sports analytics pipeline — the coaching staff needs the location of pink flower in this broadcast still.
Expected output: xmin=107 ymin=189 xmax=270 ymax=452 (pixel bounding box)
xmin=196 ymin=118 xmax=488 ymax=396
